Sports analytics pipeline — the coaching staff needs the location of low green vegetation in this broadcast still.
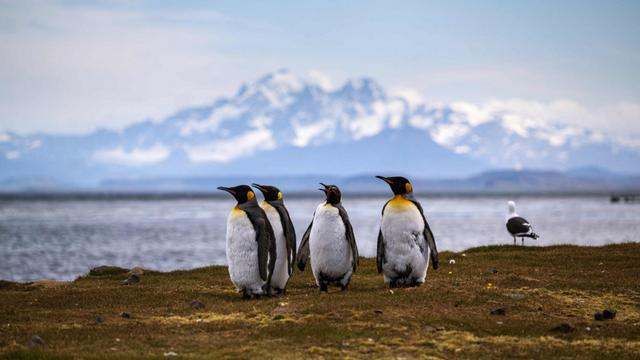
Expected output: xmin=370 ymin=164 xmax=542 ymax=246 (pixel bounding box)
xmin=1 ymin=243 xmax=639 ymax=359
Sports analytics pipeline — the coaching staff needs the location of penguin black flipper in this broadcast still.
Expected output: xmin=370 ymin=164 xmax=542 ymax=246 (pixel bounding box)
xmin=409 ymin=199 xmax=439 ymax=270
xmin=336 ymin=203 xmax=359 ymax=272
xmin=376 ymin=200 xmax=390 ymax=274
xmin=243 ymin=204 xmax=277 ymax=283
xmin=270 ymin=200 xmax=297 ymax=275
xmin=376 ymin=229 xmax=385 ymax=274
xmin=296 ymin=216 xmax=314 ymax=271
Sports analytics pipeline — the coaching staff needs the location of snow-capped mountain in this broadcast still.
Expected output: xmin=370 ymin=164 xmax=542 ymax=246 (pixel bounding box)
xmin=1 ymin=69 xmax=639 ymax=187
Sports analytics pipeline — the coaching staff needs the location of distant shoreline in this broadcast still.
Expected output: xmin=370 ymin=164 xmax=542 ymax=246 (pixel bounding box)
xmin=0 ymin=191 xmax=631 ymax=201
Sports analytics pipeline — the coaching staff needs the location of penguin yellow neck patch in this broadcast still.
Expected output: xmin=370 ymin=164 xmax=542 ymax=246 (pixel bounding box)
xmin=247 ymin=191 xmax=255 ymax=201
xmin=231 ymin=206 xmax=245 ymax=217
xmin=388 ymin=195 xmax=412 ymax=208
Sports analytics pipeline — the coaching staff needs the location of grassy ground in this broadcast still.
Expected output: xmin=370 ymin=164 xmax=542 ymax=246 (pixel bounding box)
xmin=1 ymin=243 xmax=639 ymax=359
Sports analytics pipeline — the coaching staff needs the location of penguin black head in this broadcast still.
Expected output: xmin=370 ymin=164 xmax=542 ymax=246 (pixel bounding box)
xmin=251 ymin=183 xmax=283 ymax=202
xmin=217 ymin=185 xmax=257 ymax=204
xmin=319 ymin=183 xmax=342 ymax=204
xmin=376 ymin=175 xmax=414 ymax=195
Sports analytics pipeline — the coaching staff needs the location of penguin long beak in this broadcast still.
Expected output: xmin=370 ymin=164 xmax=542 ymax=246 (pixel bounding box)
xmin=318 ymin=182 xmax=328 ymax=193
xmin=251 ymin=183 xmax=265 ymax=192
xmin=376 ymin=175 xmax=393 ymax=185
xmin=217 ymin=186 xmax=236 ymax=195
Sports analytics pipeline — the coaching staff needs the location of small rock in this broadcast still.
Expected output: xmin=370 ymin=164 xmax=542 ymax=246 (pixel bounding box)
xmin=490 ymin=308 xmax=506 ymax=316
xmin=551 ymin=322 xmax=576 ymax=333
xmin=95 ymin=316 xmax=104 ymax=324
xmin=496 ymin=321 xmax=503 ymax=325
xmin=603 ymin=309 xmax=617 ymax=320
xmin=373 ymin=309 xmax=383 ymax=314
xmin=121 ymin=274 xmax=140 ymax=285
xmin=120 ymin=312 xmax=131 ymax=319
xmin=449 ymin=259 xmax=456 ymax=264
xmin=461 ymin=253 xmax=467 ymax=257
xmin=389 ymin=290 xmax=394 ymax=294
xmin=128 ymin=267 xmax=144 ymax=276
xmin=27 ymin=335 xmax=44 ymax=349
xmin=424 ymin=325 xmax=437 ymax=332
xmin=594 ymin=312 xmax=605 ymax=321
xmin=435 ymin=326 xmax=445 ymax=331
xmin=164 ymin=351 xmax=178 ymax=357
xmin=505 ymin=293 xmax=525 ymax=300
xmin=586 ymin=327 xmax=591 ymax=331
xmin=190 ymin=300 xmax=205 ymax=309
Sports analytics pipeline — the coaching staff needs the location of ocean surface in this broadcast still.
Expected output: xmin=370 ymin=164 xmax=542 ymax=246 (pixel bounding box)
xmin=1 ymin=195 xmax=639 ymax=281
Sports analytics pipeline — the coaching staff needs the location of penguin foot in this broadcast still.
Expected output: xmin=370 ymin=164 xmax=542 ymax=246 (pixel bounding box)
xmin=340 ymin=284 xmax=349 ymax=292
xmin=241 ymin=290 xmax=251 ymax=300
xmin=319 ymin=283 xmax=329 ymax=292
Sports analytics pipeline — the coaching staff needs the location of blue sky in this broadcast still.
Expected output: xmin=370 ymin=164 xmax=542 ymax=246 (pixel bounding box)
xmin=0 ymin=0 xmax=639 ymax=136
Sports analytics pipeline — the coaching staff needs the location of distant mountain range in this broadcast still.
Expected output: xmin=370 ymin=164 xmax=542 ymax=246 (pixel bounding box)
xmin=1 ymin=69 xmax=640 ymax=192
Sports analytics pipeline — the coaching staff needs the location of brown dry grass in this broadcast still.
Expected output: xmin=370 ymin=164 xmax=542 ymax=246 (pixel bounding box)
xmin=1 ymin=243 xmax=639 ymax=359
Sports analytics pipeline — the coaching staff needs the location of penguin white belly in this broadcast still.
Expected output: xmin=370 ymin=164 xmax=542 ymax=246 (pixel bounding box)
xmin=261 ymin=202 xmax=289 ymax=290
xmin=309 ymin=203 xmax=352 ymax=284
xmin=225 ymin=208 xmax=264 ymax=294
xmin=381 ymin=199 xmax=429 ymax=284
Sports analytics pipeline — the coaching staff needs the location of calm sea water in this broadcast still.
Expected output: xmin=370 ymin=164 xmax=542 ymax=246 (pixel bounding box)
xmin=1 ymin=195 xmax=639 ymax=281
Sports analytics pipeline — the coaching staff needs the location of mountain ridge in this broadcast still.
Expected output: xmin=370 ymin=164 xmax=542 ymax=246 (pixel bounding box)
xmin=2 ymin=69 xmax=640 ymax=187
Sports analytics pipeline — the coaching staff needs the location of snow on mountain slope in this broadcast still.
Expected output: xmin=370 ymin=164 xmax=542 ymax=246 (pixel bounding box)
xmin=1 ymin=69 xmax=639 ymax=186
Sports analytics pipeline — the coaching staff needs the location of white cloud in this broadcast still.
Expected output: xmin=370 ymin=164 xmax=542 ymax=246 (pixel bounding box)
xmin=5 ymin=150 xmax=20 ymax=160
xmin=93 ymin=143 xmax=170 ymax=166
xmin=179 ymin=105 xmax=246 ymax=136
xmin=429 ymin=123 xmax=470 ymax=146
xmin=0 ymin=133 xmax=10 ymax=142
xmin=0 ymin=2 xmax=256 ymax=135
xmin=292 ymin=119 xmax=335 ymax=147
xmin=184 ymin=127 xmax=275 ymax=163
xmin=306 ymin=70 xmax=334 ymax=91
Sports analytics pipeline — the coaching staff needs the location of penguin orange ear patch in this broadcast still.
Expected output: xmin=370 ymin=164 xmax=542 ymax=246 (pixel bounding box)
xmin=247 ymin=191 xmax=255 ymax=201
xmin=405 ymin=183 xmax=413 ymax=193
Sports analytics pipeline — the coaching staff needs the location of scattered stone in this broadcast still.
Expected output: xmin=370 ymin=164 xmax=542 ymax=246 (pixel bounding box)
xmin=551 ymin=322 xmax=576 ymax=333
xmin=490 ymin=308 xmax=506 ymax=316
xmin=120 ymin=312 xmax=131 ymax=319
xmin=603 ymin=309 xmax=617 ymax=320
xmin=121 ymin=274 xmax=140 ymax=285
xmin=424 ymin=325 xmax=437 ymax=332
xmin=164 ymin=351 xmax=178 ymax=357
xmin=505 ymin=293 xmax=525 ymax=300
xmin=128 ymin=267 xmax=144 ymax=276
xmin=461 ymin=253 xmax=467 ymax=257
xmin=435 ymin=326 xmax=445 ymax=331
xmin=190 ymin=300 xmax=205 ymax=309
xmin=27 ymin=335 xmax=44 ymax=349
xmin=586 ymin=327 xmax=591 ymax=331
xmin=389 ymin=290 xmax=394 ymax=294
xmin=496 ymin=321 xmax=503 ymax=325
xmin=373 ymin=309 xmax=383 ymax=314
xmin=594 ymin=312 xmax=605 ymax=321
xmin=95 ymin=316 xmax=104 ymax=324
xmin=490 ymin=268 xmax=498 ymax=274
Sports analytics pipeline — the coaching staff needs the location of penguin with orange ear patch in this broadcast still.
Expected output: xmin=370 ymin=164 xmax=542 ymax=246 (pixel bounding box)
xmin=375 ymin=176 xmax=439 ymax=288
xmin=218 ymin=185 xmax=277 ymax=298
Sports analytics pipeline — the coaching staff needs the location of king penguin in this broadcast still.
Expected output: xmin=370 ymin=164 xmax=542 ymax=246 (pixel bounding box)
xmin=375 ymin=176 xmax=439 ymax=288
xmin=296 ymin=183 xmax=358 ymax=292
xmin=251 ymin=183 xmax=296 ymax=294
xmin=217 ymin=185 xmax=277 ymax=298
